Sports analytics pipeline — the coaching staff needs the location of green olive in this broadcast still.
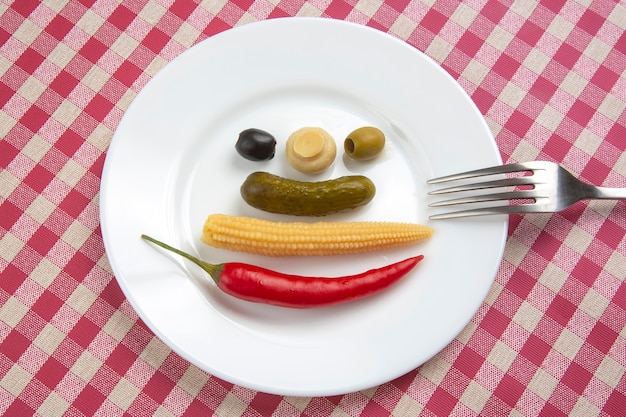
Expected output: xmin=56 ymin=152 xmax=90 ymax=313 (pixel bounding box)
xmin=344 ymin=127 xmax=385 ymax=160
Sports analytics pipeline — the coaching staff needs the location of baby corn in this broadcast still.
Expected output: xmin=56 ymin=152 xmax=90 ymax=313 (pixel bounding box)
xmin=201 ymin=213 xmax=433 ymax=257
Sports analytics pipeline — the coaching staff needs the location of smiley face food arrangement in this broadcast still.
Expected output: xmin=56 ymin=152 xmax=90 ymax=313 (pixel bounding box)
xmin=143 ymin=125 xmax=433 ymax=308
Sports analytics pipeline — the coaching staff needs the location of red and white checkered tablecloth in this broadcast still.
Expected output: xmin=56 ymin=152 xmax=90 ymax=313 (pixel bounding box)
xmin=1 ymin=0 xmax=625 ymax=416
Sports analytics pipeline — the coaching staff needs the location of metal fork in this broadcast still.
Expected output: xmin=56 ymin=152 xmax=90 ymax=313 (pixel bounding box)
xmin=427 ymin=161 xmax=626 ymax=219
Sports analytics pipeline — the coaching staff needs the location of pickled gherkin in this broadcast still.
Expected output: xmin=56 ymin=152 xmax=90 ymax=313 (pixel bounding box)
xmin=240 ymin=172 xmax=376 ymax=216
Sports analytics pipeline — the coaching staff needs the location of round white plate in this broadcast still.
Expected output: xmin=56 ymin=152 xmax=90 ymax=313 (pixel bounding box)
xmin=100 ymin=18 xmax=507 ymax=396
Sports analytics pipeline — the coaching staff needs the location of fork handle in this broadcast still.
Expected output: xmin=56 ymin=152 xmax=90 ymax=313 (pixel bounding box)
xmin=590 ymin=186 xmax=626 ymax=200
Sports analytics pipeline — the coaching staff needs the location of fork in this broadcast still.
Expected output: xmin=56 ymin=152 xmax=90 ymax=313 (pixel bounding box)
xmin=427 ymin=161 xmax=626 ymax=219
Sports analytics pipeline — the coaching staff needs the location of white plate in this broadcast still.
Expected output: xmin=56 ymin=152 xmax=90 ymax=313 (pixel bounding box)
xmin=100 ymin=18 xmax=507 ymax=396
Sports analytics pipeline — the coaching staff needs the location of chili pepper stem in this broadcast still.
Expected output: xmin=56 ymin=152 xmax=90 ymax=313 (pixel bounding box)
xmin=141 ymin=234 xmax=222 ymax=283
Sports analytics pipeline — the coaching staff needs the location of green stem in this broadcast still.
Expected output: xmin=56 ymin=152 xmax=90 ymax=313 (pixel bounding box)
xmin=141 ymin=234 xmax=222 ymax=283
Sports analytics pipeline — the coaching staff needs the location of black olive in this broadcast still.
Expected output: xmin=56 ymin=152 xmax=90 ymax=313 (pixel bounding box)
xmin=235 ymin=128 xmax=277 ymax=161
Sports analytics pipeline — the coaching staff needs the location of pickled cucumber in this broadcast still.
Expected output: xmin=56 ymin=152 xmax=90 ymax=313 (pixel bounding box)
xmin=240 ymin=172 xmax=376 ymax=216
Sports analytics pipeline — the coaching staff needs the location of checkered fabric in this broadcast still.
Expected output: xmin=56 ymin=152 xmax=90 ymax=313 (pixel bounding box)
xmin=1 ymin=0 xmax=625 ymax=416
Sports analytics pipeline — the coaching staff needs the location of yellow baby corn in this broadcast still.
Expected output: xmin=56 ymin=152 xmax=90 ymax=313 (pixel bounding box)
xmin=201 ymin=213 xmax=433 ymax=257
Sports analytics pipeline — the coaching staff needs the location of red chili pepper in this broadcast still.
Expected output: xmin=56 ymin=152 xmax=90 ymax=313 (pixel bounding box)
xmin=142 ymin=234 xmax=423 ymax=308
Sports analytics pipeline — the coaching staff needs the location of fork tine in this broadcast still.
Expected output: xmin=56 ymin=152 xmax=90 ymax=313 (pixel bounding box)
xmin=428 ymin=177 xmax=536 ymax=195
xmin=429 ymin=203 xmax=542 ymax=220
xmin=429 ymin=190 xmax=538 ymax=207
xmin=427 ymin=162 xmax=533 ymax=184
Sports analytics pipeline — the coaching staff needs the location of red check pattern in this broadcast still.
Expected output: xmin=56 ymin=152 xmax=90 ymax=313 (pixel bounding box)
xmin=1 ymin=1 xmax=625 ymax=416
